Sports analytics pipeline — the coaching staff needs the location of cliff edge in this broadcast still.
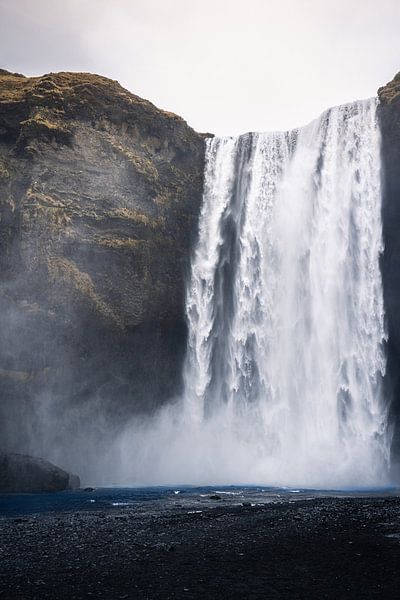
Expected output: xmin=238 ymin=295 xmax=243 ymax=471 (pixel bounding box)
xmin=378 ymin=72 xmax=400 ymax=470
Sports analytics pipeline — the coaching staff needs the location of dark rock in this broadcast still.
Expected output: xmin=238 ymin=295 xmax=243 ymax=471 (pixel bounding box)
xmin=0 ymin=70 xmax=209 ymax=467
xmin=209 ymin=494 xmax=222 ymax=500
xmin=2 ymin=496 xmax=400 ymax=599
xmin=0 ymin=452 xmax=80 ymax=492
xmin=83 ymin=487 xmax=96 ymax=492
xmin=378 ymin=72 xmax=400 ymax=473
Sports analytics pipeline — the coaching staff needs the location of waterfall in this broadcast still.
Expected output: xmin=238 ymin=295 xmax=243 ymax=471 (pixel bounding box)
xmin=182 ymin=98 xmax=391 ymax=487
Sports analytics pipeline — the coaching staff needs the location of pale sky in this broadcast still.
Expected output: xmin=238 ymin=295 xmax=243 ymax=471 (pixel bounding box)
xmin=0 ymin=0 xmax=399 ymax=135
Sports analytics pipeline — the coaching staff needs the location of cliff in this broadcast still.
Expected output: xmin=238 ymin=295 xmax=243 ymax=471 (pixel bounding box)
xmin=2 ymin=67 xmax=400 ymax=479
xmin=378 ymin=73 xmax=400 ymax=469
xmin=0 ymin=69 xmax=206 ymax=458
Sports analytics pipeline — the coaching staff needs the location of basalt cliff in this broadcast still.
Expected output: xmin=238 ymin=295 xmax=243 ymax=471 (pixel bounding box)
xmin=378 ymin=72 xmax=400 ymax=465
xmin=0 ymin=69 xmax=207 ymax=459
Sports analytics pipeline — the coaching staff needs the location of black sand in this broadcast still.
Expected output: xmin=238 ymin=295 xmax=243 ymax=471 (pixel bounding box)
xmin=1 ymin=496 xmax=400 ymax=599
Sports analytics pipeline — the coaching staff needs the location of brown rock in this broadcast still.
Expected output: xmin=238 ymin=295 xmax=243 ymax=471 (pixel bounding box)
xmin=0 ymin=69 xmax=209 ymax=463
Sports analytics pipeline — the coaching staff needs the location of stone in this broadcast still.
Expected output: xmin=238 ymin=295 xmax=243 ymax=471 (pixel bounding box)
xmin=377 ymin=72 xmax=400 ymax=469
xmin=0 ymin=69 xmax=210 ymax=466
xmin=0 ymin=452 xmax=80 ymax=493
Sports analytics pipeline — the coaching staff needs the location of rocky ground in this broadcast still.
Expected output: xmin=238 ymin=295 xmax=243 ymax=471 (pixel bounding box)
xmin=0 ymin=495 xmax=399 ymax=599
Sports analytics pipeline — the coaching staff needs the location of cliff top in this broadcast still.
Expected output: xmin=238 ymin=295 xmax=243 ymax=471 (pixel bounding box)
xmin=378 ymin=72 xmax=400 ymax=105
xmin=0 ymin=68 xmax=194 ymax=139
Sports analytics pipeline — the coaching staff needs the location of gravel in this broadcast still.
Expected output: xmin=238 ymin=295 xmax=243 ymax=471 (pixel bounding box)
xmin=1 ymin=496 xmax=400 ymax=599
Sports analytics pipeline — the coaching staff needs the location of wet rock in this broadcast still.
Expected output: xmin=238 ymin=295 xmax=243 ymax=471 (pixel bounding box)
xmin=377 ymin=72 xmax=400 ymax=465
xmin=13 ymin=517 xmax=29 ymax=523
xmin=0 ymin=69 xmax=209 ymax=460
xmin=1 ymin=496 xmax=400 ymax=598
xmin=0 ymin=452 xmax=80 ymax=492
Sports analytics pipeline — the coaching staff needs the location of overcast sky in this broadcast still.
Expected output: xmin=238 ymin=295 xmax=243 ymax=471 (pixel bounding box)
xmin=0 ymin=0 xmax=399 ymax=135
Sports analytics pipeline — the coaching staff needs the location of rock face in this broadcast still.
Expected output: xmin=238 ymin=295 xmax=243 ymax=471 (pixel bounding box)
xmin=0 ymin=69 xmax=206 ymax=459
xmin=0 ymin=452 xmax=80 ymax=492
xmin=2 ymin=67 xmax=400 ymax=480
xmin=378 ymin=73 xmax=400 ymax=469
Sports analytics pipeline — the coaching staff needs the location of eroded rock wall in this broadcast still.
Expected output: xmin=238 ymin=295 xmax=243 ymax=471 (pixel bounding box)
xmin=378 ymin=73 xmax=400 ymax=470
xmin=0 ymin=69 xmax=206 ymax=460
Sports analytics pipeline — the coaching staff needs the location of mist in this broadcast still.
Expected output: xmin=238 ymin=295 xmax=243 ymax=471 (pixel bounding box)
xmin=0 ymin=1 xmax=399 ymax=492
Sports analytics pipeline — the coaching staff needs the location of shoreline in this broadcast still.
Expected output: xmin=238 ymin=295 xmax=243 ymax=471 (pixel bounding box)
xmin=1 ymin=495 xmax=400 ymax=598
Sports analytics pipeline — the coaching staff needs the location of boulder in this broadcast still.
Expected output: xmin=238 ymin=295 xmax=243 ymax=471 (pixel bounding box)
xmin=0 ymin=452 xmax=80 ymax=493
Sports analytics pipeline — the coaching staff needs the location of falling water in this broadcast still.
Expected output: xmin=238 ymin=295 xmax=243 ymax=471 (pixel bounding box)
xmin=182 ymin=98 xmax=391 ymax=488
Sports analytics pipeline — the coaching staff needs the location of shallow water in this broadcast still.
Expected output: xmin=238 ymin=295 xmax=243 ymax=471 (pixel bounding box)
xmin=1 ymin=485 xmax=398 ymax=518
